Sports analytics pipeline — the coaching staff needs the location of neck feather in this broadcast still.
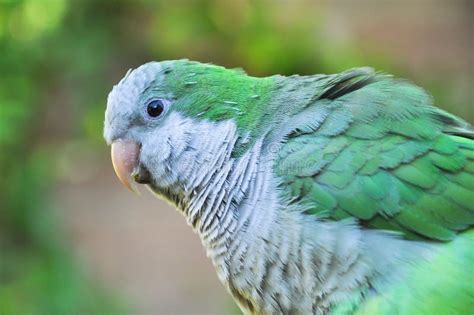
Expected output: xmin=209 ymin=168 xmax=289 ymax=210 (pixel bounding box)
xmin=150 ymin=117 xmax=266 ymax=256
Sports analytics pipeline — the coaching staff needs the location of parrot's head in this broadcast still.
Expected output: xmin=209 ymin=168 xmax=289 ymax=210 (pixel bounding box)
xmin=104 ymin=60 xmax=271 ymax=199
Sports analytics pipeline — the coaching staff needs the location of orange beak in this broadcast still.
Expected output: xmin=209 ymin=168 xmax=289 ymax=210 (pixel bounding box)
xmin=111 ymin=139 xmax=140 ymax=193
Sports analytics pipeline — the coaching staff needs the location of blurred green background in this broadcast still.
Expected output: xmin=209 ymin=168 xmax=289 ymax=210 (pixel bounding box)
xmin=0 ymin=0 xmax=472 ymax=314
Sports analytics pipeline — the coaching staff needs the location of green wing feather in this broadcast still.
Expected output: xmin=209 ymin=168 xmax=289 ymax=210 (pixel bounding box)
xmin=275 ymin=69 xmax=474 ymax=241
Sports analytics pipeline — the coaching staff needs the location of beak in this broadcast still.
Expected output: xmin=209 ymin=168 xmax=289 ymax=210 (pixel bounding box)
xmin=111 ymin=139 xmax=141 ymax=193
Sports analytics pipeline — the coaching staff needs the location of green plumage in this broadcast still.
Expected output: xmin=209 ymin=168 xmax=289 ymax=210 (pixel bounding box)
xmin=273 ymin=68 xmax=474 ymax=241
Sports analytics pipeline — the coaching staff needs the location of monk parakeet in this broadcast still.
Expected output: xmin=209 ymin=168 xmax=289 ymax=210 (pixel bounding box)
xmin=104 ymin=60 xmax=473 ymax=315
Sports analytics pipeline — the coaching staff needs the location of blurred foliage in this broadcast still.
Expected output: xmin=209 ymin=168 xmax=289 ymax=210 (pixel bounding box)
xmin=0 ymin=0 xmax=471 ymax=314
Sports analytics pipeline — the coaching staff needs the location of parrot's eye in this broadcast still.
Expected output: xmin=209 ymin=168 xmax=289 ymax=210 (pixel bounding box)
xmin=146 ymin=99 xmax=164 ymax=118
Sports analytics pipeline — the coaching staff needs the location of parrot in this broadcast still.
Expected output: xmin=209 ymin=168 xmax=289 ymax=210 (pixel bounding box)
xmin=103 ymin=60 xmax=474 ymax=315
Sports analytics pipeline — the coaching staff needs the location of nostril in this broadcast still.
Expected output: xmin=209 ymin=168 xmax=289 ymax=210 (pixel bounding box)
xmin=133 ymin=164 xmax=152 ymax=184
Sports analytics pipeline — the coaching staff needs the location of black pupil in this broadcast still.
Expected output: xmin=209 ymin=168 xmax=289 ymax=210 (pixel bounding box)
xmin=147 ymin=100 xmax=164 ymax=117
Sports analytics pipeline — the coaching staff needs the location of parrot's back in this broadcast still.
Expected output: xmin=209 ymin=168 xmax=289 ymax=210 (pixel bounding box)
xmin=267 ymin=68 xmax=474 ymax=314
